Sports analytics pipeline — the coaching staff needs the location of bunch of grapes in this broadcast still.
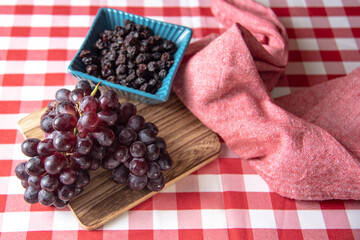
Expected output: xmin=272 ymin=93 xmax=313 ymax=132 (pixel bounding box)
xmin=15 ymin=80 xmax=172 ymax=208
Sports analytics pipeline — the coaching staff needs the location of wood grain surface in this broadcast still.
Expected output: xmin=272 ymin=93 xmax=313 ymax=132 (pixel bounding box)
xmin=18 ymin=92 xmax=221 ymax=231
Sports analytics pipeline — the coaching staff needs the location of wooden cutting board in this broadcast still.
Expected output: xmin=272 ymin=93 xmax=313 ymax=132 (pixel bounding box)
xmin=18 ymin=92 xmax=221 ymax=231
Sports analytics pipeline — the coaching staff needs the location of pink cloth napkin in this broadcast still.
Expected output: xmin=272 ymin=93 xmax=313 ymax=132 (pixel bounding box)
xmin=172 ymin=0 xmax=360 ymax=200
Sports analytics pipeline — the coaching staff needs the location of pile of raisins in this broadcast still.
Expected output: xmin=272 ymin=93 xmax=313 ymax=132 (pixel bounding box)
xmin=79 ymin=19 xmax=177 ymax=94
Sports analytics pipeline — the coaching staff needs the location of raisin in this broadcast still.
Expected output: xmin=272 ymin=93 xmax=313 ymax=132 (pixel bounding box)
xmin=162 ymin=40 xmax=177 ymax=53
xmin=127 ymin=68 xmax=135 ymax=76
xmin=127 ymin=61 xmax=136 ymax=69
xmin=161 ymin=52 xmax=171 ymax=62
xmin=116 ymin=53 xmax=127 ymax=65
xmin=104 ymin=50 xmax=117 ymax=62
xmin=157 ymin=61 xmax=166 ymax=69
xmin=102 ymin=63 xmax=114 ymax=78
xmin=116 ymin=64 xmax=127 ymax=75
xmin=139 ymin=45 xmax=149 ymax=53
xmin=126 ymin=73 xmax=137 ymax=82
xmin=148 ymin=79 xmax=157 ymax=86
xmin=135 ymin=53 xmax=148 ymax=64
xmin=116 ymin=74 xmax=127 ymax=80
xmin=107 ymin=75 xmax=116 ymax=83
xmin=110 ymin=43 xmax=120 ymax=51
xmin=80 ymin=50 xmax=91 ymax=58
xmin=139 ymin=83 xmax=150 ymax=92
xmin=158 ymin=69 xmax=167 ymax=79
xmin=147 ymin=36 xmax=155 ymax=46
xmin=119 ymin=79 xmax=129 ymax=86
xmin=152 ymin=52 xmax=161 ymax=60
xmin=147 ymin=61 xmax=158 ymax=72
xmin=86 ymin=64 xmax=98 ymax=75
xmin=133 ymin=77 xmax=145 ymax=89
xmin=126 ymin=46 xmax=137 ymax=59
xmin=166 ymin=60 xmax=174 ymax=68
xmin=136 ymin=64 xmax=147 ymax=77
xmin=82 ymin=57 xmax=93 ymax=65
xmin=129 ymin=31 xmax=140 ymax=39
xmin=95 ymin=39 xmax=107 ymax=50
xmin=124 ymin=19 xmax=135 ymax=32
xmin=101 ymin=49 xmax=110 ymax=56
xmin=124 ymin=35 xmax=138 ymax=47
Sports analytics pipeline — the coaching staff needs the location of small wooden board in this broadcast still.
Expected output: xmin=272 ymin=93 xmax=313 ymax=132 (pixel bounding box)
xmin=18 ymin=93 xmax=221 ymax=231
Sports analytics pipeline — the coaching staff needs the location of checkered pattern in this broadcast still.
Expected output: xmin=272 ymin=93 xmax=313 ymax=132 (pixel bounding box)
xmin=0 ymin=0 xmax=359 ymax=239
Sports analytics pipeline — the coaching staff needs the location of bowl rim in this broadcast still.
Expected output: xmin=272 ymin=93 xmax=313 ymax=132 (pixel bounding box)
xmin=67 ymin=7 xmax=192 ymax=103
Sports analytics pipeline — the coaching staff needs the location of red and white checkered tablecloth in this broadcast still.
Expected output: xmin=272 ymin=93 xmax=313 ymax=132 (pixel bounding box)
xmin=0 ymin=0 xmax=359 ymax=239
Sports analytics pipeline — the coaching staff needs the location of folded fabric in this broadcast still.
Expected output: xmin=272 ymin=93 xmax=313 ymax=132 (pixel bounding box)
xmin=172 ymin=0 xmax=360 ymax=200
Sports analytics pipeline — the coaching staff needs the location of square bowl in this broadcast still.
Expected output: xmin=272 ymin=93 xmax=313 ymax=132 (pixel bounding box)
xmin=68 ymin=7 xmax=192 ymax=105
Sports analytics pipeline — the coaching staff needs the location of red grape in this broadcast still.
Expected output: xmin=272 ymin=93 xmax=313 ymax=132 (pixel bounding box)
xmin=127 ymin=115 xmax=145 ymax=133
xmin=25 ymin=156 xmax=45 ymax=176
xmin=74 ymin=131 xmax=93 ymax=155
xmin=56 ymin=102 xmax=78 ymax=117
xmin=101 ymin=152 xmax=121 ymax=170
xmin=80 ymin=96 xmax=98 ymax=113
xmin=74 ymin=187 xmax=83 ymax=196
xmin=114 ymin=145 xmax=130 ymax=163
xmin=21 ymin=180 xmax=29 ymax=189
xmin=53 ymin=197 xmax=68 ymax=209
xmin=79 ymin=111 xmax=99 ymax=131
xmin=90 ymin=157 xmax=101 ymax=170
xmin=156 ymin=151 xmax=173 ymax=171
xmin=40 ymin=115 xmax=55 ymax=133
xmin=37 ymin=138 xmax=56 ymax=157
xmin=137 ymin=128 xmax=157 ymax=145
xmin=59 ymin=166 xmax=77 ymax=185
xmin=144 ymin=122 xmax=158 ymax=135
xmin=129 ymin=157 xmax=148 ymax=176
xmin=130 ymin=141 xmax=146 ymax=158
xmin=91 ymin=127 xmax=115 ymax=146
xmin=57 ymin=184 xmax=75 ymax=201
xmin=118 ymin=127 xmax=137 ymax=145
xmin=47 ymin=100 xmax=57 ymax=111
xmin=99 ymin=90 xmax=118 ymax=110
xmin=112 ymin=164 xmax=129 ymax=183
xmin=28 ymin=175 xmax=41 ymax=189
xmin=15 ymin=162 xmax=29 ymax=180
xmin=76 ymin=80 xmax=92 ymax=95
xmin=21 ymin=138 xmax=40 ymax=157
xmin=146 ymin=161 xmax=161 ymax=179
xmin=40 ymin=174 xmax=59 ymax=192
xmin=154 ymin=137 xmax=166 ymax=149
xmin=89 ymin=142 xmax=107 ymax=160
xmin=44 ymin=153 xmax=67 ymax=175
xmin=38 ymin=189 xmax=55 ymax=206
xmin=145 ymin=144 xmax=160 ymax=161
xmin=53 ymin=131 xmax=75 ymax=152
xmin=128 ymin=173 xmax=147 ymax=190
xmin=97 ymin=110 xmax=118 ymax=126
xmin=69 ymin=88 xmax=85 ymax=104
xmin=24 ymin=186 xmax=39 ymax=204
xmin=55 ymin=88 xmax=71 ymax=103
xmin=52 ymin=113 xmax=77 ymax=131
xmin=74 ymin=169 xmax=90 ymax=188
xmin=119 ymin=102 xmax=136 ymax=124
xmin=147 ymin=174 xmax=165 ymax=191
xmin=70 ymin=153 xmax=91 ymax=170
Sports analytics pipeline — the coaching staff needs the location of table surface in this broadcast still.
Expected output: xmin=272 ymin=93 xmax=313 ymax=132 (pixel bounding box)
xmin=0 ymin=0 xmax=359 ymax=239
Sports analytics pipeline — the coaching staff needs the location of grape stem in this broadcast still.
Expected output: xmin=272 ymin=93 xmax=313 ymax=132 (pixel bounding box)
xmin=75 ymin=103 xmax=82 ymax=117
xmin=90 ymin=81 xmax=102 ymax=97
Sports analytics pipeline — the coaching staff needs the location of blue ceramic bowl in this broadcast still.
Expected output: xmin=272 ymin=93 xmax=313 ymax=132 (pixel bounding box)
xmin=68 ymin=8 xmax=192 ymax=105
